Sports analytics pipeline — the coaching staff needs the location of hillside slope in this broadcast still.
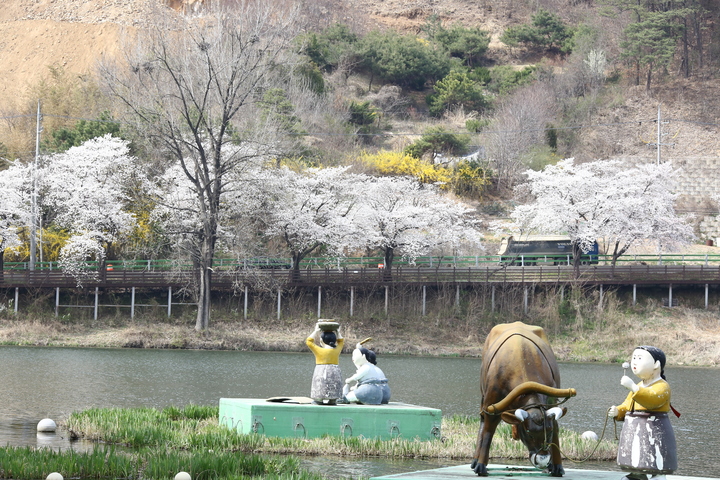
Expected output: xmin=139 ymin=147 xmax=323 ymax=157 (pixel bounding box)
xmin=1 ymin=0 xmax=719 ymax=162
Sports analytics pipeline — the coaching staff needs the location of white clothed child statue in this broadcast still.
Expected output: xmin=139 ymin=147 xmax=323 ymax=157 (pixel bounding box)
xmin=342 ymin=344 xmax=390 ymax=405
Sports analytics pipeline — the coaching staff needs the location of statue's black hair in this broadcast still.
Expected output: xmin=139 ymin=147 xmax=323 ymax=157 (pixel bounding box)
xmin=637 ymin=345 xmax=666 ymax=380
xmin=359 ymin=346 xmax=377 ymax=365
xmin=321 ymin=331 xmax=337 ymax=348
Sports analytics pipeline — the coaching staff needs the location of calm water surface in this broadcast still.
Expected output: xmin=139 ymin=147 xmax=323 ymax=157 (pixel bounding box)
xmin=0 ymin=346 xmax=716 ymax=478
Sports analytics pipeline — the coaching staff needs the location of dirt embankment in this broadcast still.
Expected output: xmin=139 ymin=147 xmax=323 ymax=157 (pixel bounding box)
xmin=3 ymin=302 xmax=720 ymax=367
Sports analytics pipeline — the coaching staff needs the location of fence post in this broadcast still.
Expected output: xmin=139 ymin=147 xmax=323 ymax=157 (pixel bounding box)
xmin=277 ymin=289 xmax=282 ymax=320
xmin=317 ymin=286 xmax=322 ymax=319
xmin=243 ymin=285 xmax=248 ymax=320
xmin=350 ymin=286 xmax=354 ymax=317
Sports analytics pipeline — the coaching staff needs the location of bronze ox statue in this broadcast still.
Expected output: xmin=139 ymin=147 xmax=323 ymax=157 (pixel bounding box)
xmin=471 ymin=322 xmax=576 ymax=477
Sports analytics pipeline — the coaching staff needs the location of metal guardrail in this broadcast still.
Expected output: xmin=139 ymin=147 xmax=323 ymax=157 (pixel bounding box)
xmin=4 ymin=265 xmax=720 ymax=289
xmin=5 ymin=253 xmax=720 ymax=273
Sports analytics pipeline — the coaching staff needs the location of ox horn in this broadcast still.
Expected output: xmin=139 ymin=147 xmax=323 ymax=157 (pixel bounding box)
xmin=514 ymin=408 xmax=529 ymax=422
xmin=546 ymin=406 xmax=564 ymax=419
xmin=485 ymin=381 xmax=577 ymax=415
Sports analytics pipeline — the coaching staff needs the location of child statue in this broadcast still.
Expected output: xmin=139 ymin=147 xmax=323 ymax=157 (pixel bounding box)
xmin=608 ymin=346 xmax=678 ymax=480
xmin=306 ymin=321 xmax=344 ymax=405
xmin=343 ymin=343 xmax=390 ymax=405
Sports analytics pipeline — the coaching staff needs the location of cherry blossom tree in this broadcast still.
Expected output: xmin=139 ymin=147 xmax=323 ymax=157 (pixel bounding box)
xmin=357 ymin=176 xmax=484 ymax=272
xmin=261 ymin=167 xmax=368 ymax=277
xmin=41 ymin=135 xmax=144 ymax=283
xmin=0 ymin=161 xmax=31 ymax=272
xmin=100 ymin=2 xmax=304 ymax=330
xmin=500 ymin=158 xmax=694 ymax=268
xmin=150 ymin=145 xmax=267 ymax=270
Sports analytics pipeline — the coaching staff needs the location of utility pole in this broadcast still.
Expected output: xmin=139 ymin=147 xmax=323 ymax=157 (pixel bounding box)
xmin=30 ymin=101 xmax=41 ymax=271
xmin=649 ymin=104 xmax=674 ymax=164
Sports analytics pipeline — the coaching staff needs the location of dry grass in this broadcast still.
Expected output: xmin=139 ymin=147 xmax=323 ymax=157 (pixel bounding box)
xmin=3 ymin=276 xmax=720 ymax=367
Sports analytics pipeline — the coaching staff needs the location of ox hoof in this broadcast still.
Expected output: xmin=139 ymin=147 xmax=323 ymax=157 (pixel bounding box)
xmin=470 ymin=460 xmax=488 ymax=476
xmin=548 ymin=464 xmax=565 ymax=477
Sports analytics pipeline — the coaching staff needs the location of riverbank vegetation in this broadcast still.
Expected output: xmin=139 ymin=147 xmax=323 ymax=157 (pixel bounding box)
xmin=60 ymin=404 xmax=616 ymax=463
xmin=0 ymin=445 xmax=319 ymax=480
xmin=2 ymin=283 xmax=720 ymax=366
xmin=0 ymin=405 xmax=616 ymax=480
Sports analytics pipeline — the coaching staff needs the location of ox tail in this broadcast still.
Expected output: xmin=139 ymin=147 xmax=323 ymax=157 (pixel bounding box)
xmin=484 ymin=381 xmax=576 ymax=415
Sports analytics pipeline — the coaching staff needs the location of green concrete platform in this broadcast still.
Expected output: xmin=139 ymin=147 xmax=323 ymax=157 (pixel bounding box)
xmin=369 ymin=465 xmax=716 ymax=480
xmin=219 ymin=397 xmax=442 ymax=440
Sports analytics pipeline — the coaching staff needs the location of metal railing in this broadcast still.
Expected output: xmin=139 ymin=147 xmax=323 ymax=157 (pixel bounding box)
xmin=5 ymin=253 xmax=720 ymax=272
xmin=4 ymin=264 xmax=720 ymax=289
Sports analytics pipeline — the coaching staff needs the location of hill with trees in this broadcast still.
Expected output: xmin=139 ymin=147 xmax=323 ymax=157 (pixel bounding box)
xmin=1 ymin=0 xmax=720 ymax=331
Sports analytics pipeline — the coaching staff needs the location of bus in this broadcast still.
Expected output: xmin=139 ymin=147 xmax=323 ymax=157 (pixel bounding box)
xmin=498 ymin=235 xmax=599 ymax=266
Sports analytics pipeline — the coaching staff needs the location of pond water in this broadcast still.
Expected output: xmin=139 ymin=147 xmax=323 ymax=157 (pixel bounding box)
xmin=0 ymin=346 xmax=716 ymax=478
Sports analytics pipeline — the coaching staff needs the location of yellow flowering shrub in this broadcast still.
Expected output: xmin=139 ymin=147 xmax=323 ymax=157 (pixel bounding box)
xmin=359 ymin=150 xmax=452 ymax=186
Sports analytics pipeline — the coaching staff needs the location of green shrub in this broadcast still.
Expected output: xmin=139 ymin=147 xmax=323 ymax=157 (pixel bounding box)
xmin=427 ymin=70 xmax=490 ymax=117
xmin=44 ymin=111 xmax=122 ymax=153
xmin=294 ymin=61 xmax=325 ymax=95
xmin=404 ymin=126 xmax=470 ymax=159
xmin=465 ymin=118 xmax=489 ymax=133
xmin=259 ymin=88 xmax=304 ymax=135
xmin=357 ymin=30 xmax=452 ymax=90
xmin=424 ymin=16 xmax=491 ymax=67
xmin=487 ymin=65 xmax=537 ymax=94
xmin=297 ymin=23 xmax=359 ymax=72
xmin=500 ymin=9 xmax=575 ymax=54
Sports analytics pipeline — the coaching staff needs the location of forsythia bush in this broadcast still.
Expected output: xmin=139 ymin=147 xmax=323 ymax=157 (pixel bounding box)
xmin=360 ymin=151 xmax=491 ymax=198
xmin=360 ymin=150 xmax=452 ymax=186
xmin=453 ymin=159 xmax=491 ymax=198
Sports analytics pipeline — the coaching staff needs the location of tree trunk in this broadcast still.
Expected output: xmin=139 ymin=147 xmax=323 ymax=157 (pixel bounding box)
xmin=382 ymin=247 xmax=394 ymax=281
xmin=195 ymin=237 xmax=216 ymax=331
xmin=645 ymin=64 xmax=653 ymax=91
xmin=682 ymin=18 xmax=690 ymax=78
xmin=693 ymin=10 xmax=703 ymax=71
xmin=572 ymin=242 xmax=582 ymax=279
xmin=634 ymin=61 xmax=641 ymax=86
xmin=291 ymin=252 xmax=303 ymax=282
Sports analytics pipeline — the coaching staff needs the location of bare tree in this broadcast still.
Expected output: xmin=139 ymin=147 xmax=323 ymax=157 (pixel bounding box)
xmin=485 ymin=82 xmax=557 ymax=190
xmin=100 ymin=1 xmax=303 ymax=331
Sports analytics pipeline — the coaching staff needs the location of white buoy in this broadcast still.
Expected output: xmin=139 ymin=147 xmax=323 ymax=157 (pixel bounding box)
xmin=581 ymin=430 xmax=599 ymax=441
xmin=46 ymin=473 xmax=63 ymax=480
xmin=175 ymin=472 xmax=191 ymax=480
xmin=37 ymin=418 xmax=57 ymax=432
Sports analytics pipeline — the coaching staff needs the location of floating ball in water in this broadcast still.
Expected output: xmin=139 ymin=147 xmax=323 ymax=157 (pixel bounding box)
xmin=175 ymin=472 xmax=191 ymax=480
xmin=581 ymin=431 xmax=598 ymax=441
xmin=46 ymin=473 xmax=63 ymax=480
xmin=37 ymin=418 xmax=57 ymax=432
